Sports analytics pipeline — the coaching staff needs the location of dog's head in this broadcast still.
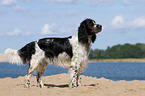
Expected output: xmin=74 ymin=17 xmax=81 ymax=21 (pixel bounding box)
xmin=78 ymin=19 xmax=102 ymax=43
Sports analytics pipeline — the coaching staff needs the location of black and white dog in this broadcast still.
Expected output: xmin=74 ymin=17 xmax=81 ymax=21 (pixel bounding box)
xmin=5 ymin=19 xmax=102 ymax=88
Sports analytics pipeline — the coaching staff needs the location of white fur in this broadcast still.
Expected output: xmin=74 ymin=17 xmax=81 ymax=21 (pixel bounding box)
xmin=69 ymin=34 xmax=89 ymax=69
xmin=68 ymin=34 xmax=90 ymax=87
xmin=30 ymin=42 xmax=45 ymax=65
xmin=5 ymin=35 xmax=91 ymax=88
xmin=4 ymin=18 xmax=100 ymax=88
xmin=4 ymin=48 xmax=23 ymax=65
xmin=49 ymin=52 xmax=71 ymax=68
xmin=43 ymin=34 xmax=89 ymax=69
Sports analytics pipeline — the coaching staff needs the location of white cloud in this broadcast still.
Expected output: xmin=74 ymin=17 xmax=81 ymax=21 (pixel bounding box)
xmin=13 ymin=5 xmax=29 ymax=12
xmin=44 ymin=0 xmax=77 ymax=3
xmin=90 ymin=0 xmax=114 ymax=6
xmin=111 ymin=15 xmax=145 ymax=29
xmin=67 ymin=10 xmax=78 ymax=16
xmin=7 ymin=28 xmax=21 ymax=36
xmin=1 ymin=0 xmax=29 ymax=12
xmin=23 ymin=32 xmax=31 ymax=36
xmin=51 ymin=0 xmax=73 ymax=3
xmin=111 ymin=15 xmax=125 ymax=29
xmin=6 ymin=28 xmax=31 ymax=36
xmin=122 ymin=0 xmax=129 ymax=5
xmin=131 ymin=17 xmax=145 ymax=28
xmin=0 ymin=0 xmax=16 ymax=6
xmin=41 ymin=23 xmax=75 ymax=35
xmin=134 ymin=0 xmax=145 ymax=3
xmin=41 ymin=23 xmax=55 ymax=35
xmin=22 ymin=0 xmax=31 ymax=2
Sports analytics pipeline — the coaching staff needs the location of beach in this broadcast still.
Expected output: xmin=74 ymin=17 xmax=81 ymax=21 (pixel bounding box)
xmin=1 ymin=54 xmax=145 ymax=96
xmin=0 ymin=73 xmax=145 ymax=96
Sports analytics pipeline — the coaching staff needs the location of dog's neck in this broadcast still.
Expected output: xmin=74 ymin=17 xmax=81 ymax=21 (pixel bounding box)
xmin=81 ymin=35 xmax=93 ymax=54
xmin=88 ymin=35 xmax=93 ymax=44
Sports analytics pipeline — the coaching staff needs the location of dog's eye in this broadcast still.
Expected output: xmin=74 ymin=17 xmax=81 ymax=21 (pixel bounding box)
xmin=89 ymin=22 xmax=94 ymax=26
xmin=91 ymin=23 xmax=94 ymax=26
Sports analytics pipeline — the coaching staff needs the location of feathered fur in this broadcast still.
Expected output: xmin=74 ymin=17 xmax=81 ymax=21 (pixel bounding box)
xmin=5 ymin=18 xmax=102 ymax=88
xmin=4 ymin=48 xmax=23 ymax=65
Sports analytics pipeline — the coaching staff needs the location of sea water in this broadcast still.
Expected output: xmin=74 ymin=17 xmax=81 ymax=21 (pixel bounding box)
xmin=0 ymin=62 xmax=145 ymax=81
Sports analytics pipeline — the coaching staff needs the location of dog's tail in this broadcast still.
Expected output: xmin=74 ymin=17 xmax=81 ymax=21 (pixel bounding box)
xmin=4 ymin=42 xmax=36 ymax=65
xmin=4 ymin=48 xmax=24 ymax=65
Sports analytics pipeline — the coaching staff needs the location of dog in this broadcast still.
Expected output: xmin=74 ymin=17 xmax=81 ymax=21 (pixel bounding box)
xmin=4 ymin=19 xmax=102 ymax=88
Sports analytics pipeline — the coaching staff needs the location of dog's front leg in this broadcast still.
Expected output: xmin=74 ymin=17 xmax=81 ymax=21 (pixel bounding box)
xmin=77 ymin=67 xmax=83 ymax=86
xmin=68 ymin=65 xmax=80 ymax=88
xmin=68 ymin=66 xmax=77 ymax=88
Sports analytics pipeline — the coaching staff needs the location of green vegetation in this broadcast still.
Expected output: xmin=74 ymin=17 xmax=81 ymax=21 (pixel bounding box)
xmin=89 ymin=43 xmax=145 ymax=59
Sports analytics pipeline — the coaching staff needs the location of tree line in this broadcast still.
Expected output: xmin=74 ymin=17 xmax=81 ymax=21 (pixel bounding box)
xmin=89 ymin=43 xmax=145 ymax=59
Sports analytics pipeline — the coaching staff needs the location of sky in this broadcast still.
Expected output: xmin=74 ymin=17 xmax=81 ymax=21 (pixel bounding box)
xmin=0 ymin=0 xmax=145 ymax=53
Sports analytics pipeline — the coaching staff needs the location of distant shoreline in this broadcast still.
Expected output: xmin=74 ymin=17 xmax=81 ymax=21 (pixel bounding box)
xmin=0 ymin=54 xmax=8 ymax=63
xmin=89 ymin=58 xmax=145 ymax=62
xmin=1 ymin=53 xmax=145 ymax=63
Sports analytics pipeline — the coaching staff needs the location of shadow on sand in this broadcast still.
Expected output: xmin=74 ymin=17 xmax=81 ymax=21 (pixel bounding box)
xmin=44 ymin=84 xmax=68 ymax=88
xmin=44 ymin=83 xmax=95 ymax=88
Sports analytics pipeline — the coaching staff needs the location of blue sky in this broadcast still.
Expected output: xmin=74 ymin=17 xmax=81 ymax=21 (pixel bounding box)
xmin=0 ymin=0 xmax=145 ymax=53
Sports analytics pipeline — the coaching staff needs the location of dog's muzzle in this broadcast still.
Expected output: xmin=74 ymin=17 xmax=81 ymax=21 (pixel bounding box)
xmin=95 ymin=24 xmax=102 ymax=34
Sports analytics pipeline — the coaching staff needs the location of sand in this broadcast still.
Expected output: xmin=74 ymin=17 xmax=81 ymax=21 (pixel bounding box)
xmin=0 ymin=54 xmax=8 ymax=62
xmin=1 ymin=73 xmax=145 ymax=96
xmin=1 ymin=53 xmax=145 ymax=95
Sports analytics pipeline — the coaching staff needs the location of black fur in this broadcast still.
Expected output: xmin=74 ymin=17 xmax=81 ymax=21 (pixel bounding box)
xmin=91 ymin=34 xmax=96 ymax=43
xmin=18 ymin=42 xmax=36 ymax=64
xmin=38 ymin=36 xmax=73 ymax=59
xmin=5 ymin=18 xmax=102 ymax=88
xmin=17 ymin=19 xmax=101 ymax=65
xmin=78 ymin=19 xmax=101 ymax=44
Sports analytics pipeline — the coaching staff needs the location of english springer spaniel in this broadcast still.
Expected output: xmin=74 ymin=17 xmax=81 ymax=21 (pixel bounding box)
xmin=5 ymin=19 xmax=102 ymax=88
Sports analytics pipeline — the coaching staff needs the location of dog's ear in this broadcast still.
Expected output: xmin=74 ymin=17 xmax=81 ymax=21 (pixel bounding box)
xmin=91 ymin=34 xmax=96 ymax=43
xmin=78 ymin=21 xmax=89 ymax=43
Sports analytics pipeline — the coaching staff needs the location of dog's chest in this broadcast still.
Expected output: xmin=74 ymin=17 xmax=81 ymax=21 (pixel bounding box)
xmin=69 ymin=35 xmax=90 ymax=63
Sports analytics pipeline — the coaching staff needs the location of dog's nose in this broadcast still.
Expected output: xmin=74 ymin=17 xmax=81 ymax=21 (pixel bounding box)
xmin=97 ymin=25 xmax=102 ymax=29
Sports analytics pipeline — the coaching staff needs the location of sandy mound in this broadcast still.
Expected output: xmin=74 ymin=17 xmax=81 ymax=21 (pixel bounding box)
xmin=1 ymin=73 xmax=145 ymax=96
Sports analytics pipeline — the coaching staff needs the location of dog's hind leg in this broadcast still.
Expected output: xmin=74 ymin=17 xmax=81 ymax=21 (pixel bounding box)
xmin=24 ymin=60 xmax=39 ymax=88
xmin=36 ymin=60 xmax=48 ymax=88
